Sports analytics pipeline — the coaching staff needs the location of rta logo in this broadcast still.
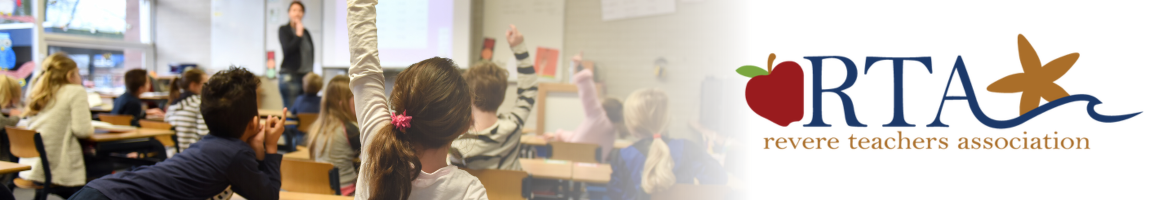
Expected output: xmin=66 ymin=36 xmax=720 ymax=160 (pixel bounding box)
xmin=737 ymin=34 xmax=1141 ymax=128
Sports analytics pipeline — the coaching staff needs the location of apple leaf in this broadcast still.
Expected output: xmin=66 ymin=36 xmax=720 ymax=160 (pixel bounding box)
xmin=736 ymin=65 xmax=769 ymax=78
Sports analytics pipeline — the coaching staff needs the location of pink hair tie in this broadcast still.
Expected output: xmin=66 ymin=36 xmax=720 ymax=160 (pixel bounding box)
xmin=653 ymin=134 xmax=661 ymax=139
xmin=391 ymin=111 xmax=412 ymax=131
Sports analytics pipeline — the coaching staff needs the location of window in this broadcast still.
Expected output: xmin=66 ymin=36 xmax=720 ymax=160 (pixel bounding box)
xmin=43 ymin=0 xmax=151 ymax=43
xmin=42 ymin=0 xmax=154 ymax=93
xmin=47 ymin=46 xmax=145 ymax=94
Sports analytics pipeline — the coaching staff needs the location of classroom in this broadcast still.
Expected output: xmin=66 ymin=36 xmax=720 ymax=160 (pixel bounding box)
xmin=0 ymin=0 xmax=740 ymax=199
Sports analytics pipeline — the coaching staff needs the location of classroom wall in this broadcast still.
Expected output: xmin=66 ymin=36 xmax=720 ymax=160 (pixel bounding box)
xmin=489 ymin=0 xmax=746 ymax=142
xmin=210 ymin=0 xmax=266 ymax=74
xmin=155 ymin=0 xmax=212 ymax=71
xmin=561 ymin=0 xmax=745 ymax=141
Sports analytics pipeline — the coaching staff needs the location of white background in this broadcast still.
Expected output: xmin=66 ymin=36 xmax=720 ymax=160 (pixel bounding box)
xmin=729 ymin=1 xmax=1170 ymax=199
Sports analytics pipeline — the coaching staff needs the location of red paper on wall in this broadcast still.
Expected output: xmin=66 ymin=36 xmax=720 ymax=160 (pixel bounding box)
xmin=535 ymin=47 xmax=559 ymax=79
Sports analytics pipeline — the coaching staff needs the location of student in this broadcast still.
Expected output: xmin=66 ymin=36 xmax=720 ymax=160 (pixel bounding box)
xmin=165 ymin=68 xmax=209 ymax=151
xmin=448 ymin=24 xmax=538 ymax=170
xmin=348 ymin=2 xmax=486 ymax=199
xmin=305 ymin=75 xmax=360 ymax=196
xmin=543 ymin=52 xmax=625 ymax=161
xmin=0 ymin=75 xmax=22 ymax=126
xmin=607 ymin=89 xmax=727 ymax=200
xmin=68 ymin=67 xmax=287 ymax=200
xmin=112 ymin=69 xmax=163 ymax=127
xmin=20 ymin=53 xmax=94 ymax=197
xmin=290 ymin=72 xmax=322 ymax=115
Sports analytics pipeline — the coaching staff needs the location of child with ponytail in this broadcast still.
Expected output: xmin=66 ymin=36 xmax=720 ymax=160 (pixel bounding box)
xmin=348 ymin=0 xmax=486 ymax=199
xmin=607 ymin=89 xmax=727 ymax=200
xmin=165 ymin=68 xmax=210 ymax=151
xmin=21 ymin=52 xmax=93 ymax=196
xmin=305 ymin=75 xmax=360 ymax=196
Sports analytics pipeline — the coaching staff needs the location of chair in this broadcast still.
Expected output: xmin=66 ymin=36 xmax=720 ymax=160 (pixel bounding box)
xmin=6 ymin=126 xmax=55 ymax=200
xmin=649 ymin=184 xmax=729 ymax=200
xmin=465 ymin=169 xmax=531 ymax=200
xmin=549 ymin=142 xmax=600 ymax=163
xmin=296 ymin=113 xmax=318 ymax=134
xmin=97 ymin=114 xmax=134 ymax=126
xmin=280 ymin=159 xmax=340 ymax=195
xmin=139 ymin=120 xmax=175 ymax=148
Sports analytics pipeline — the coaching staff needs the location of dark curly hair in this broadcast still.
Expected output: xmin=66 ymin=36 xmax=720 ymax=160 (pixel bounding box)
xmin=201 ymin=67 xmax=261 ymax=139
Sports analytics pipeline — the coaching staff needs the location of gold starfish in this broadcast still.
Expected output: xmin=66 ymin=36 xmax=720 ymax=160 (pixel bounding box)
xmin=986 ymin=34 xmax=1079 ymax=116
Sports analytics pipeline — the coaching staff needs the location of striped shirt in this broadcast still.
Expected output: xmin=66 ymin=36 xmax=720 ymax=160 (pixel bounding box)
xmin=165 ymin=94 xmax=209 ymax=152
xmin=450 ymin=43 xmax=538 ymax=170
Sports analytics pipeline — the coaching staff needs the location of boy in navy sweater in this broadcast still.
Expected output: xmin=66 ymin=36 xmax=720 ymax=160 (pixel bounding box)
xmin=69 ymin=67 xmax=288 ymax=200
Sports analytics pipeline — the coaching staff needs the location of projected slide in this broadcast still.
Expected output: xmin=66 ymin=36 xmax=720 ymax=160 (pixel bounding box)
xmin=324 ymin=0 xmax=455 ymax=67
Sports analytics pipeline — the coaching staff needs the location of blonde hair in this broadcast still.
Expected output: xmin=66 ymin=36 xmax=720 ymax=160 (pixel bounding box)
xmin=0 ymin=75 xmax=21 ymax=108
xmin=25 ymin=53 xmax=78 ymax=116
xmin=307 ymin=75 xmax=356 ymax=160
xmin=623 ymin=88 xmax=674 ymax=194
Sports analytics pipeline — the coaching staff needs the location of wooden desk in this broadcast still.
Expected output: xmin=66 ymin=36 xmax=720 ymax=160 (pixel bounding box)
xmin=258 ymin=109 xmax=286 ymax=117
xmin=91 ymin=106 xmax=112 ymax=113
xmin=227 ymin=191 xmax=351 ymax=200
xmin=284 ymin=146 xmax=311 ymax=160
xmin=521 ymin=134 xmax=548 ymax=146
xmin=614 ymin=139 xmax=634 ymax=149
xmin=571 ymin=162 xmax=611 ymax=184
xmin=518 ymin=158 xmax=572 ymax=180
xmin=88 ymin=128 xmax=175 ymax=142
xmin=0 ymin=161 xmax=30 ymax=174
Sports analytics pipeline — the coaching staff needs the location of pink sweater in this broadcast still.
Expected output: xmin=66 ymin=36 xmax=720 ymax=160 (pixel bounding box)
xmin=553 ymin=69 xmax=616 ymax=161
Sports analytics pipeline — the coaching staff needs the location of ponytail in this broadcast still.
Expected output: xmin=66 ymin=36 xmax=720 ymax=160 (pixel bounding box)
xmin=364 ymin=126 xmax=421 ymax=199
xmin=622 ymin=88 xmax=674 ymax=194
xmin=167 ymin=77 xmax=182 ymax=105
xmin=26 ymin=53 xmax=78 ymax=117
xmin=167 ymin=68 xmax=207 ymax=105
xmin=363 ymin=57 xmax=472 ymax=200
xmin=642 ymin=134 xmax=675 ymax=193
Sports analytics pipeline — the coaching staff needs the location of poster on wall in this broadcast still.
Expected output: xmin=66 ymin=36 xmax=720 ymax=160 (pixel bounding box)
xmin=535 ymin=46 xmax=559 ymax=79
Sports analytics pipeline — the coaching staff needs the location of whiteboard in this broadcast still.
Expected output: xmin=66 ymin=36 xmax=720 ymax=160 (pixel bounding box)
xmin=482 ymin=0 xmax=565 ymax=81
xmin=541 ymin=91 xmax=586 ymax=134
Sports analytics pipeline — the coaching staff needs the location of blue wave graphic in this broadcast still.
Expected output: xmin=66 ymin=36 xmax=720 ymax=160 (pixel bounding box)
xmin=976 ymin=94 xmax=1141 ymax=128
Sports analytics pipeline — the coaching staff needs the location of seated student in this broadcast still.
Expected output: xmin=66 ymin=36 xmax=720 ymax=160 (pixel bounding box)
xmin=348 ymin=2 xmax=486 ymax=198
xmin=449 ymin=24 xmax=538 ymax=170
xmin=607 ymin=89 xmax=727 ymax=200
xmin=0 ymin=75 xmax=23 ymax=127
xmin=543 ymin=52 xmax=625 ymax=161
xmin=305 ymin=75 xmax=360 ymax=196
xmin=164 ymin=68 xmax=209 ymax=151
xmin=0 ymin=75 xmax=21 ymax=187
xmin=68 ymin=67 xmax=287 ymax=200
xmin=20 ymin=53 xmax=94 ymax=197
xmin=112 ymin=69 xmax=164 ymax=127
xmin=290 ymin=72 xmax=322 ymax=115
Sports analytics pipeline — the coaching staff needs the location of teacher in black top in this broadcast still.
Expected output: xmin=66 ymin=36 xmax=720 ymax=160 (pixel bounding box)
xmin=278 ymin=1 xmax=313 ymax=108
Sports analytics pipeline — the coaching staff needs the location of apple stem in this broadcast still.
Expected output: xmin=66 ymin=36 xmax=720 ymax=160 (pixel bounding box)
xmin=767 ymin=53 xmax=776 ymax=74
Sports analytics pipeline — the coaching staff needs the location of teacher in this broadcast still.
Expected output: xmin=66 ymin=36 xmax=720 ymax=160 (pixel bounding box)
xmin=278 ymin=1 xmax=313 ymax=108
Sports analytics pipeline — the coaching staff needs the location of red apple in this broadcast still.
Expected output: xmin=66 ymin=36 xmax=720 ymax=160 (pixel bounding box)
xmin=738 ymin=54 xmax=804 ymax=127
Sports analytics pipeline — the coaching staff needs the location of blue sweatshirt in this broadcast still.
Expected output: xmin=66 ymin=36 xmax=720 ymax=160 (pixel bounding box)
xmin=111 ymin=92 xmax=145 ymax=127
xmin=290 ymin=95 xmax=321 ymax=115
xmin=607 ymin=137 xmax=728 ymax=200
xmin=86 ymin=135 xmax=283 ymax=200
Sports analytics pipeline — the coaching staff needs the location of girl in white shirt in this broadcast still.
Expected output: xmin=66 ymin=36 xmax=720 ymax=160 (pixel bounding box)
xmin=348 ymin=0 xmax=487 ymax=199
xmin=21 ymin=52 xmax=94 ymax=192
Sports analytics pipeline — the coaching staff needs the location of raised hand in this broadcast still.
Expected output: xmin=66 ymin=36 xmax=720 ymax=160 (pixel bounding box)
xmin=506 ymin=24 xmax=524 ymax=47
